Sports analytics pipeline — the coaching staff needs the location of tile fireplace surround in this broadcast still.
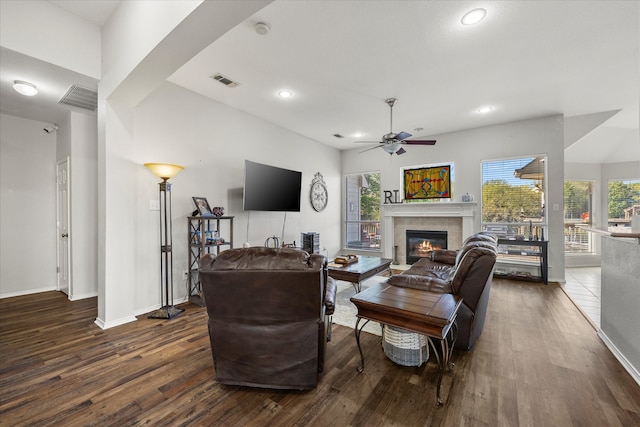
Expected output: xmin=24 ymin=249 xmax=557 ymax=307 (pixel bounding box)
xmin=381 ymin=202 xmax=476 ymax=264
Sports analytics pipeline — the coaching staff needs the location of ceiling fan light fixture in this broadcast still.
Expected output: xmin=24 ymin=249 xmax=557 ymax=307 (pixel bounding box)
xmin=13 ymin=80 xmax=38 ymax=96
xmin=461 ymin=8 xmax=487 ymax=25
xmin=383 ymin=143 xmax=400 ymax=154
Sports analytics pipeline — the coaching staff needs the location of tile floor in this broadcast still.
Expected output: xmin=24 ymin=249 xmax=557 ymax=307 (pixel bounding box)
xmin=562 ymin=267 xmax=601 ymax=329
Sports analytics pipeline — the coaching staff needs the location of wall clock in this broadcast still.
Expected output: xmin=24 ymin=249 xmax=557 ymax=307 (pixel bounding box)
xmin=310 ymin=172 xmax=328 ymax=212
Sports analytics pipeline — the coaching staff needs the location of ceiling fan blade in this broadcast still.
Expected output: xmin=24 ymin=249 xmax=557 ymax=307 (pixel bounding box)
xmin=396 ymin=147 xmax=406 ymax=155
xmin=359 ymin=145 xmax=384 ymax=153
xmin=395 ymin=131 xmax=412 ymax=141
xmin=405 ymin=139 xmax=437 ymax=145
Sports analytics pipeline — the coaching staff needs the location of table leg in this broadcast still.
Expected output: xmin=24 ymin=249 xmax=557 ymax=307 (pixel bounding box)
xmin=427 ymin=321 xmax=458 ymax=405
xmin=354 ymin=317 xmax=370 ymax=373
xmin=351 ymin=281 xmax=361 ymax=293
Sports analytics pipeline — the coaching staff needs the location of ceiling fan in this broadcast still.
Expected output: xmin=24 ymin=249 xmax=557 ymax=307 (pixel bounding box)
xmin=356 ymin=98 xmax=436 ymax=155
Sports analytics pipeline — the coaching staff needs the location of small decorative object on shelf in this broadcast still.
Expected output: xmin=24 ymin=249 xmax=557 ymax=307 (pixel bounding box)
xmin=301 ymin=232 xmax=320 ymax=254
xmin=461 ymin=193 xmax=474 ymax=202
xmin=212 ymin=206 xmax=225 ymax=217
xmin=193 ymin=196 xmax=212 ymax=216
xmin=265 ymin=236 xmax=280 ymax=248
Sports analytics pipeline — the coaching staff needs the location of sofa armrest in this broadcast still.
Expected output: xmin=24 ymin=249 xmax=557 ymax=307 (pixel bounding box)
xmin=324 ymin=277 xmax=337 ymax=316
xmin=388 ymin=274 xmax=453 ymax=293
xmin=431 ymin=249 xmax=458 ymax=265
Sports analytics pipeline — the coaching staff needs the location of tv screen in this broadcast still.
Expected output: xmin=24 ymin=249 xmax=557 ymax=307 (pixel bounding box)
xmin=243 ymin=160 xmax=302 ymax=212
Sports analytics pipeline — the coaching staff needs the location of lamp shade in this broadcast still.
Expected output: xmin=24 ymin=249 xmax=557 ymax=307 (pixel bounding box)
xmin=144 ymin=163 xmax=184 ymax=180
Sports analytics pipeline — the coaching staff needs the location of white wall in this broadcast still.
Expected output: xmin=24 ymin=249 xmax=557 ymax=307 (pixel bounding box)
xmin=95 ymin=0 xmax=271 ymax=328
xmin=342 ymin=115 xmax=566 ymax=282
xmin=0 ymin=0 xmax=101 ymax=79
xmin=69 ymin=112 xmax=98 ymax=300
xmin=131 ymin=82 xmax=342 ymax=313
xmin=54 ymin=112 xmax=99 ymax=301
xmin=0 ymin=114 xmax=57 ymax=296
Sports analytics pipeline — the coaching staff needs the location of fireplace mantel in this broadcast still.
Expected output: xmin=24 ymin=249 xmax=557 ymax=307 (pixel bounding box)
xmin=381 ymin=202 xmax=477 ymax=260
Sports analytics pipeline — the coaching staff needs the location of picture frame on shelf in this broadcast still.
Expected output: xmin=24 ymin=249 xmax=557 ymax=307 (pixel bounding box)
xmin=192 ymin=197 xmax=213 ymax=216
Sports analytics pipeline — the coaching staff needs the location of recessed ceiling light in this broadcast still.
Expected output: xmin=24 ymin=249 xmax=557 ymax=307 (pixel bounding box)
xmin=254 ymin=22 xmax=270 ymax=35
xmin=477 ymin=106 xmax=494 ymax=114
xmin=13 ymin=80 xmax=38 ymax=96
xmin=353 ymin=132 xmax=364 ymax=138
xmin=461 ymin=8 xmax=487 ymax=25
xmin=278 ymin=90 xmax=293 ymax=98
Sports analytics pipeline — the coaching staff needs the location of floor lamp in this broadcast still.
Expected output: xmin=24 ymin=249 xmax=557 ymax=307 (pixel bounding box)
xmin=144 ymin=162 xmax=185 ymax=319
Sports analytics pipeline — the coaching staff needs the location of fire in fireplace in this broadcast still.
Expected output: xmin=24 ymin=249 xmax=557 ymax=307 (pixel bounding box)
xmin=406 ymin=230 xmax=447 ymax=264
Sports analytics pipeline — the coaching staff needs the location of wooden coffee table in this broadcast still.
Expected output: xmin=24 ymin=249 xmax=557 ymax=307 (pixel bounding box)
xmin=351 ymin=282 xmax=462 ymax=405
xmin=327 ymin=256 xmax=392 ymax=293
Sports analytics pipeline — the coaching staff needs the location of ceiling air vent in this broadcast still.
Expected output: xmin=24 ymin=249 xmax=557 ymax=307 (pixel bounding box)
xmin=59 ymin=85 xmax=97 ymax=111
xmin=333 ymin=133 xmax=344 ymax=138
xmin=211 ymin=73 xmax=240 ymax=88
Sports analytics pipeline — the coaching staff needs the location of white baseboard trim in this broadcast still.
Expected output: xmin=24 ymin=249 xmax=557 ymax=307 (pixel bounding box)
xmin=0 ymin=286 xmax=57 ymax=299
xmin=94 ymin=315 xmax=138 ymax=330
xmin=598 ymin=330 xmax=640 ymax=387
xmin=69 ymin=291 xmax=98 ymax=301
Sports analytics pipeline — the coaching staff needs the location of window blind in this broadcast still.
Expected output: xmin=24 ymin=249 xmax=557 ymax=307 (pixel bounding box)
xmin=482 ymin=157 xmax=546 ymax=225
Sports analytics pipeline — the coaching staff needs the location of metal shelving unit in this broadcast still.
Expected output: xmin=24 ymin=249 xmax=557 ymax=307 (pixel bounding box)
xmin=187 ymin=216 xmax=234 ymax=305
xmin=495 ymin=238 xmax=548 ymax=284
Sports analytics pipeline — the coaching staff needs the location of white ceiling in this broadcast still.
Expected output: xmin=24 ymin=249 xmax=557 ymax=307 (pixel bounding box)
xmin=49 ymin=0 xmax=119 ymax=26
xmin=2 ymin=1 xmax=638 ymax=164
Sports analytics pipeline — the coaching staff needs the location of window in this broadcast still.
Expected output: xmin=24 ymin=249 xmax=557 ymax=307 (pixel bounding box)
xmin=481 ymin=156 xmax=547 ymax=239
xmin=345 ymin=172 xmax=381 ymax=250
xmin=564 ymin=181 xmax=595 ymax=254
xmin=608 ymin=179 xmax=640 ymax=228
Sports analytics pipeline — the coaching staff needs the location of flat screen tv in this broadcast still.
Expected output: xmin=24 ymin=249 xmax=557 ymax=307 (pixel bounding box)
xmin=243 ymin=160 xmax=302 ymax=212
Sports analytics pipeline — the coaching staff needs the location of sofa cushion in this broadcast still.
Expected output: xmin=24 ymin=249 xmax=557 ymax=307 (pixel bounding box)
xmin=430 ymin=249 xmax=458 ymax=265
xmin=388 ymin=274 xmax=453 ymax=293
xmin=450 ymin=244 xmax=497 ymax=295
xmin=207 ymin=247 xmax=314 ymax=270
xmin=404 ymin=258 xmax=453 ymax=279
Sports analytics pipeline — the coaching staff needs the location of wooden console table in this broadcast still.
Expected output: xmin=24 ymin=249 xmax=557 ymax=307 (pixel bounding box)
xmin=350 ymin=282 xmax=462 ymax=405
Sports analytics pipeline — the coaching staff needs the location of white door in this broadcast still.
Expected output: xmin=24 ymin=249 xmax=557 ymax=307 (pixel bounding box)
xmin=57 ymin=159 xmax=71 ymax=297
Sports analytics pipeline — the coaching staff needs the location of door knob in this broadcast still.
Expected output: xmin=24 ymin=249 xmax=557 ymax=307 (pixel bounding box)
xmin=61 ymin=233 xmax=69 ymax=238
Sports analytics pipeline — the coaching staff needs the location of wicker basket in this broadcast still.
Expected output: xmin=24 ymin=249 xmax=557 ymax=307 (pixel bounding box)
xmin=382 ymin=325 xmax=429 ymax=367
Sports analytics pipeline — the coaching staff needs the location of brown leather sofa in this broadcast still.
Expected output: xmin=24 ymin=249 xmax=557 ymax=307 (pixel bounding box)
xmin=387 ymin=232 xmax=497 ymax=350
xmin=198 ymin=247 xmax=337 ymax=390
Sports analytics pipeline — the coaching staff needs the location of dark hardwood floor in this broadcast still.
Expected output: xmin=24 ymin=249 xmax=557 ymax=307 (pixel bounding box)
xmin=1 ymin=279 xmax=639 ymax=426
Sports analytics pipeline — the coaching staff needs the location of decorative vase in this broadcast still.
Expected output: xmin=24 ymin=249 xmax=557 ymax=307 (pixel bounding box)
xmin=212 ymin=206 xmax=225 ymax=217
xmin=462 ymin=193 xmax=474 ymax=202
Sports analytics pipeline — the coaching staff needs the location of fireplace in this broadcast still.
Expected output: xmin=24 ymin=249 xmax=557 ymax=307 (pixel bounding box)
xmin=406 ymin=230 xmax=447 ymax=264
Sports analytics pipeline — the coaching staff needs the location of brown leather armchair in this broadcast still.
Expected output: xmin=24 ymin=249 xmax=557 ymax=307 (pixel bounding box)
xmin=388 ymin=232 xmax=497 ymax=350
xmin=199 ymin=247 xmax=337 ymax=390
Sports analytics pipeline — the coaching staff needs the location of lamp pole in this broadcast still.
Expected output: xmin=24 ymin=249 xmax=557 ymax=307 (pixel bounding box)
xmin=144 ymin=163 xmax=184 ymax=319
